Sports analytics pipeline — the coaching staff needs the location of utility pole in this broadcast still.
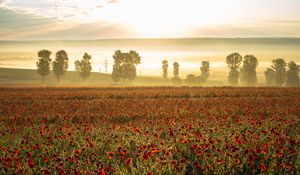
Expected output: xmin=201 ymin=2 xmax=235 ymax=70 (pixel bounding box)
xmin=104 ymin=58 xmax=108 ymax=73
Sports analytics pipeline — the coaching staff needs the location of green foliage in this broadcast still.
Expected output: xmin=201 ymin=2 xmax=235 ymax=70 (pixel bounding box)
xmin=271 ymin=58 xmax=287 ymax=86
xmin=1 ymin=87 xmax=299 ymax=174
xmin=199 ymin=61 xmax=210 ymax=83
xmin=162 ymin=60 xmax=168 ymax=80
xmin=36 ymin=49 xmax=52 ymax=83
xmin=286 ymin=61 xmax=300 ymax=87
xmin=240 ymin=55 xmax=258 ymax=86
xmin=171 ymin=76 xmax=182 ymax=85
xmin=52 ymin=50 xmax=69 ymax=83
xmin=185 ymin=74 xmax=198 ymax=85
xmin=111 ymin=50 xmax=141 ymax=83
xmin=264 ymin=68 xmax=275 ymax=86
xmin=75 ymin=53 xmax=92 ymax=80
xmin=172 ymin=62 xmax=181 ymax=85
xmin=173 ymin=62 xmax=179 ymax=78
xmin=226 ymin=52 xmax=242 ymax=86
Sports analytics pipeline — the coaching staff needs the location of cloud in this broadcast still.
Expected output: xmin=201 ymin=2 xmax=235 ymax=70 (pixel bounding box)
xmin=31 ymin=22 xmax=132 ymax=40
xmin=190 ymin=21 xmax=300 ymax=38
xmin=0 ymin=6 xmax=132 ymax=40
xmin=0 ymin=8 xmax=60 ymax=39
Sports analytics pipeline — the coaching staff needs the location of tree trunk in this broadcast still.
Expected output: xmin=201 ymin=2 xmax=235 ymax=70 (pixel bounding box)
xmin=42 ymin=76 xmax=45 ymax=84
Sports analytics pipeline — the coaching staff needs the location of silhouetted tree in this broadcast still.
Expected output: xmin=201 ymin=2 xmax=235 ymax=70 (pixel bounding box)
xmin=171 ymin=62 xmax=181 ymax=85
xmin=226 ymin=52 xmax=242 ymax=86
xmin=272 ymin=58 xmax=286 ymax=86
xmin=111 ymin=50 xmax=141 ymax=83
xmin=185 ymin=74 xmax=197 ymax=85
xmin=36 ymin=49 xmax=52 ymax=83
xmin=240 ymin=55 xmax=258 ymax=86
xmin=75 ymin=53 xmax=92 ymax=81
xmin=162 ymin=60 xmax=168 ymax=80
xmin=173 ymin=62 xmax=179 ymax=77
xmin=265 ymin=68 xmax=275 ymax=86
xmin=199 ymin=61 xmax=210 ymax=82
xmin=286 ymin=61 xmax=300 ymax=87
xmin=52 ymin=50 xmax=69 ymax=83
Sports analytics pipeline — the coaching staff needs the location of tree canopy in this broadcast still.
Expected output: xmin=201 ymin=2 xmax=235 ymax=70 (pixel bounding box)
xmin=36 ymin=49 xmax=52 ymax=83
xmin=265 ymin=68 xmax=275 ymax=86
xmin=162 ymin=60 xmax=168 ymax=80
xmin=272 ymin=58 xmax=287 ymax=86
xmin=286 ymin=61 xmax=300 ymax=87
xmin=111 ymin=50 xmax=141 ymax=83
xmin=75 ymin=53 xmax=92 ymax=80
xmin=240 ymin=55 xmax=258 ymax=86
xmin=226 ymin=52 xmax=242 ymax=86
xmin=52 ymin=50 xmax=69 ymax=83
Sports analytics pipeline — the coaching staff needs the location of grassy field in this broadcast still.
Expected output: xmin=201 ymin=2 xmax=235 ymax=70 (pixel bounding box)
xmin=0 ymin=68 xmax=168 ymax=86
xmin=0 ymin=87 xmax=299 ymax=174
xmin=0 ymin=68 xmax=231 ymax=86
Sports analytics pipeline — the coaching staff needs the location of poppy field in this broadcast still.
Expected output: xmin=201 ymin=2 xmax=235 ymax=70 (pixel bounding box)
xmin=0 ymin=87 xmax=299 ymax=174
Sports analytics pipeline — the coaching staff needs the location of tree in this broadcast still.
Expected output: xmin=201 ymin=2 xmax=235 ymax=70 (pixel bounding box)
xmin=75 ymin=53 xmax=92 ymax=81
xmin=199 ymin=61 xmax=210 ymax=82
xmin=286 ymin=61 xmax=300 ymax=87
xmin=226 ymin=52 xmax=242 ymax=86
xmin=185 ymin=74 xmax=197 ymax=85
xmin=240 ymin=55 xmax=258 ymax=86
xmin=265 ymin=68 xmax=275 ymax=86
xmin=171 ymin=62 xmax=181 ymax=85
xmin=271 ymin=58 xmax=286 ymax=86
xmin=52 ymin=50 xmax=69 ymax=83
xmin=36 ymin=49 xmax=52 ymax=83
xmin=162 ymin=60 xmax=168 ymax=80
xmin=111 ymin=50 xmax=141 ymax=83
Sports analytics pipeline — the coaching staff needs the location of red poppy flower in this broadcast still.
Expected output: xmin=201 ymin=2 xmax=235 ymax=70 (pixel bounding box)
xmin=108 ymin=152 xmax=113 ymax=159
xmin=260 ymin=164 xmax=267 ymax=172
xmin=216 ymin=159 xmax=222 ymax=165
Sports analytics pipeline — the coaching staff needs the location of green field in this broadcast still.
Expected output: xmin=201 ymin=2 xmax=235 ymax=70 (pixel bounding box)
xmin=0 ymin=68 xmax=168 ymax=86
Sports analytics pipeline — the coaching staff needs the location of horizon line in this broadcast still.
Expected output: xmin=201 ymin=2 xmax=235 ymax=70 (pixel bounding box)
xmin=1 ymin=36 xmax=300 ymax=42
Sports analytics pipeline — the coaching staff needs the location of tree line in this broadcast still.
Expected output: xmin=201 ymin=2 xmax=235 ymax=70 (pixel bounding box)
xmin=36 ymin=49 xmax=300 ymax=86
xmin=160 ymin=60 xmax=210 ymax=85
xmin=36 ymin=49 xmax=92 ymax=83
xmin=161 ymin=52 xmax=299 ymax=87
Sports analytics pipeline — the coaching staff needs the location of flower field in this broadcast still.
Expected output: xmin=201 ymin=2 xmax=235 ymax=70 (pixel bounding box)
xmin=0 ymin=87 xmax=299 ymax=174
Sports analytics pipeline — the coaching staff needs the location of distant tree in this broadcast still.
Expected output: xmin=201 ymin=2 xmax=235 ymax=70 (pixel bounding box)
xmin=171 ymin=62 xmax=181 ymax=85
xmin=111 ymin=50 xmax=141 ymax=83
xmin=173 ymin=62 xmax=179 ymax=78
xmin=162 ymin=60 xmax=168 ymax=80
xmin=199 ymin=61 xmax=210 ymax=82
xmin=75 ymin=53 xmax=92 ymax=81
xmin=286 ymin=61 xmax=300 ymax=87
xmin=265 ymin=68 xmax=275 ymax=86
xmin=52 ymin=50 xmax=69 ymax=83
xmin=36 ymin=49 xmax=52 ymax=83
xmin=185 ymin=74 xmax=197 ymax=85
xmin=271 ymin=58 xmax=287 ymax=86
xmin=240 ymin=55 xmax=258 ymax=86
xmin=226 ymin=52 xmax=242 ymax=86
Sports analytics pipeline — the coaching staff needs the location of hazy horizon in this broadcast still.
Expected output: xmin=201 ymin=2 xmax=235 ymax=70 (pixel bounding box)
xmin=0 ymin=38 xmax=299 ymax=79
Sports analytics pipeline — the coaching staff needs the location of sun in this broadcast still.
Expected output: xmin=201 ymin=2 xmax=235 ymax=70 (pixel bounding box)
xmin=98 ymin=0 xmax=238 ymax=38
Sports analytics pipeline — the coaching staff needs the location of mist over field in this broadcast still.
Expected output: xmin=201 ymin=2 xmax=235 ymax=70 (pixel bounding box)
xmin=0 ymin=38 xmax=300 ymax=85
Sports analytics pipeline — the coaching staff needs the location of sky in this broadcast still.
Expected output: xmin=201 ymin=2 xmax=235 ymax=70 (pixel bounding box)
xmin=0 ymin=0 xmax=300 ymax=40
